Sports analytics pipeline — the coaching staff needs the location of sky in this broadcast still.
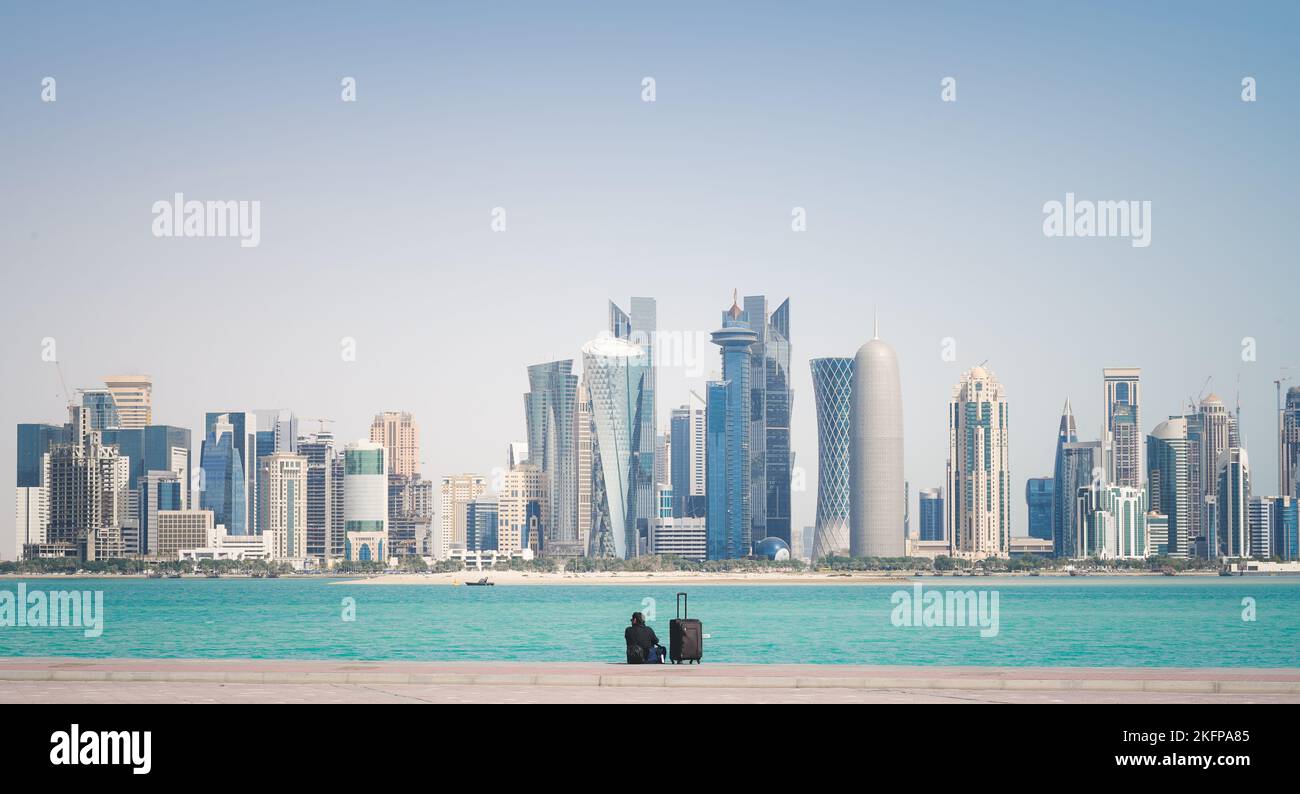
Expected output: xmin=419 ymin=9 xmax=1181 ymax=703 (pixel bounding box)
xmin=2 ymin=2 xmax=1298 ymax=557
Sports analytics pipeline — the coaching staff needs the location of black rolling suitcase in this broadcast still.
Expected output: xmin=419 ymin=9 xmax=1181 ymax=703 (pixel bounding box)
xmin=669 ymin=592 xmax=703 ymax=664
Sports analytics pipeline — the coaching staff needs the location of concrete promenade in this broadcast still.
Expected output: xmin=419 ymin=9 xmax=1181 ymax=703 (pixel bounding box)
xmin=2 ymin=658 xmax=1298 ymax=703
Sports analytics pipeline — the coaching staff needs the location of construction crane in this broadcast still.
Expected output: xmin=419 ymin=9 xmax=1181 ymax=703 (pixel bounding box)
xmin=307 ymin=418 xmax=334 ymax=436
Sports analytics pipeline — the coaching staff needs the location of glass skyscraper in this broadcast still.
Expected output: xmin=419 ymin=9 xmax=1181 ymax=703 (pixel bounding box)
xmin=582 ymin=337 xmax=650 ymax=559
xmin=742 ymin=295 xmax=792 ymax=547
xmin=707 ymin=296 xmax=758 ymax=559
xmin=610 ymin=297 xmax=658 ymax=548
xmin=918 ymin=488 xmax=944 ymax=542
xmin=525 ymin=359 xmax=578 ymax=552
xmin=1026 ymin=477 xmax=1055 ymax=541
xmin=810 ymin=357 xmax=852 ymax=559
xmin=199 ymin=414 xmax=247 ymax=535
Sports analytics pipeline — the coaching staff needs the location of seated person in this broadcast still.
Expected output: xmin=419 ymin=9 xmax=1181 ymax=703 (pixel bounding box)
xmin=625 ymin=611 xmax=663 ymax=664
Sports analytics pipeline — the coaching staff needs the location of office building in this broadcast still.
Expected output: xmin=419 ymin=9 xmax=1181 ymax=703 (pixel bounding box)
xmin=1026 ymin=477 xmax=1054 ymax=541
xmin=156 ymin=509 xmax=216 ymax=560
xmin=525 ymin=360 xmax=579 ymax=552
xmin=102 ymin=375 xmax=153 ymax=429
xmin=369 ymin=411 xmax=419 ymax=477
xmin=466 ymin=497 xmax=500 ymax=552
xmin=609 ymin=297 xmax=658 ymax=553
xmin=201 ymin=412 xmax=256 ymax=535
xmin=344 ymin=441 xmax=388 ymax=562
xmin=1148 ymin=418 xmax=1193 ymax=557
xmin=1215 ymin=447 xmax=1251 ymax=558
xmin=741 ymin=295 xmax=793 ymax=547
xmin=259 ymin=452 xmax=308 ymax=560
xmin=583 ymin=336 xmax=651 ymax=559
xmin=1102 ymin=368 xmax=1142 ymax=488
xmin=810 ymin=356 xmax=853 ymax=559
xmin=438 ymin=473 xmax=486 ymax=559
xmin=946 ymin=366 xmax=1010 ymax=560
xmin=670 ymin=396 xmax=707 ymax=519
xmin=707 ymin=295 xmax=758 ymax=559
xmin=918 ymin=488 xmax=944 ymax=542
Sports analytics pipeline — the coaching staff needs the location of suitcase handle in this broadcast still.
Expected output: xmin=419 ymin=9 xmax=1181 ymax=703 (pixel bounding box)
xmin=676 ymin=592 xmax=687 ymax=619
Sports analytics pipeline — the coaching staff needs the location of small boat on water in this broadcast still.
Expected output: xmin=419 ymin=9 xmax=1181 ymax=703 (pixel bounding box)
xmin=465 ymin=577 xmax=494 ymax=586
xmin=147 ymin=571 xmax=163 ymax=579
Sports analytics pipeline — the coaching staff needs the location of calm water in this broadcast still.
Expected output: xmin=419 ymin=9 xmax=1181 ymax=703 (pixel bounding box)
xmin=1 ymin=577 xmax=1297 ymax=667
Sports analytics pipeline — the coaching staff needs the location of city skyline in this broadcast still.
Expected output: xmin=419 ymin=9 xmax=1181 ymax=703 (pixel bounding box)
xmin=3 ymin=4 xmax=1298 ymax=558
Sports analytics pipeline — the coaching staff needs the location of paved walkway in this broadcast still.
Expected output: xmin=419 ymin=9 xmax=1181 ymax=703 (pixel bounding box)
xmin=2 ymin=658 xmax=1298 ymax=702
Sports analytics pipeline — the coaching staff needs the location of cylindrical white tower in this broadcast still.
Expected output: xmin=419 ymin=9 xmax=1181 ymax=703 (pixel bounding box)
xmin=850 ymin=328 xmax=904 ymax=557
xmin=343 ymin=441 xmax=388 ymax=561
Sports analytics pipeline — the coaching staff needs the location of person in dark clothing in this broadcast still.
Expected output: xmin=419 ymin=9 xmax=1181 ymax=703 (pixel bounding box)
xmin=625 ymin=611 xmax=664 ymax=664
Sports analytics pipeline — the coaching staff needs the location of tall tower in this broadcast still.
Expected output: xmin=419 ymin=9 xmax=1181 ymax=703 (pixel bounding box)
xmin=369 ymin=411 xmax=419 ymax=477
xmin=259 ymin=452 xmax=308 ymax=560
xmin=741 ymin=295 xmax=793 ymax=546
xmin=810 ymin=357 xmax=853 ymax=559
xmin=582 ymin=336 xmax=651 ymax=559
xmin=850 ymin=320 xmax=905 ymax=558
xmin=1102 ymin=368 xmax=1142 ymax=488
xmin=343 ymin=441 xmax=387 ymax=562
xmin=1215 ymin=447 xmax=1251 ymax=558
xmin=1147 ymin=418 xmax=1192 ymax=556
xmin=1283 ymin=387 xmax=1300 ymax=499
xmin=707 ymin=293 xmax=759 ymax=559
xmin=525 ymin=360 xmax=578 ymax=551
xmin=102 ymin=375 xmax=153 ymax=429
xmin=438 ymin=473 xmax=485 ymax=559
xmin=946 ymin=366 xmax=1010 ymax=560
xmin=609 ymin=297 xmax=658 ymax=551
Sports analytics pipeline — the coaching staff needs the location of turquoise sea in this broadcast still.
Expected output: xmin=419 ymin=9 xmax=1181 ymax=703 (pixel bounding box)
xmin=1 ymin=577 xmax=1297 ymax=667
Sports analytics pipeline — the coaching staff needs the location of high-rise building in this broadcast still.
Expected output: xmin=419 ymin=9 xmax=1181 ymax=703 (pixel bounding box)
xmin=466 ymin=497 xmax=500 ymax=551
xmin=583 ymin=336 xmax=651 ymax=559
xmin=330 ymin=452 xmax=346 ymax=559
xmin=15 ymin=423 xmax=70 ymax=559
xmin=102 ymin=375 xmax=152 ymax=429
xmin=438 ymin=473 xmax=485 ymax=559
xmin=655 ymin=432 xmax=670 ymax=489
xmin=80 ymin=389 xmax=122 ymax=431
xmin=507 ymin=441 xmax=529 ymax=469
xmin=1247 ymin=495 xmax=1271 ymax=559
xmin=297 ymin=430 xmax=337 ymax=560
xmin=946 ymin=366 xmax=1010 ymax=560
xmin=1147 ymin=418 xmax=1193 ymax=558
xmin=255 ymin=409 xmax=299 ymax=457
xmin=609 ymin=297 xmax=658 ymax=552
xmin=1026 ymin=477 xmax=1055 ymax=541
xmin=918 ymin=488 xmax=944 ymax=542
xmin=1215 ymin=447 xmax=1250 ymax=558
xmin=574 ymin=382 xmax=593 ymax=553
xmin=1076 ymin=484 xmax=1147 ymax=559
xmin=525 ymin=360 xmax=579 ymax=552
xmin=259 ymin=452 xmax=308 ymax=560
xmin=707 ymin=295 xmax=759 ymax=559
xmin=499 ymin=463 xmax=545 ymax=553
xmin=1282 ymin=387 xmax=1300 ymax=499
xmin=343 ymin=441 xmax=388 ymax=562
xmin=387 ymin=474 xmax=433 ymax=557
xmin=850 ymin=323 xmax=905 ymax=558
xmin=741 ymin=295 xmax=793 ymax=547
xmin=201 ymin=412 xmax=256 ymax=535
xmin=1195 ymin=395 xmax=1233 ymax=549
xmin=45 ymin=406 xmax=129 ymax=559
xmin=139 ymin=470 xmax=182 ymax=556
xmin=1270 ymin=496 xmax=1298 ymax=561
xmin=1102 ymin=368 xmax=1141 ymax=489
xmin=1146 ymin=512 xmax=1171 ymax=556
xmin=704 ymin=380 xmax=730 ymax=560
xmin=369 ymin=411 xmax=419 ymax=477
xmin=670 ymin=396 xmax=707 ymax=519
xmin=200 ymin=415 xmax=249 ymax=536
xmin=1051 ymin=400 xmax=1079 ymax=555
xmin=810 ymin=356 xmax=853 ymax=559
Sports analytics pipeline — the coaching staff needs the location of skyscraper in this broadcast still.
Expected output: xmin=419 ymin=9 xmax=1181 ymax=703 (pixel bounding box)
xmin=1026 ymin=477 xmax=1055 ymax=541
xmin=670 ymin=396 xmax=707 ymax=518
xmin=810 ymin=356 xmax=853 ymax=559
xmin=1196 ymin=395 xmax=1232 ymax=547
xmin=201 ymin=411 xmax=256 ymax=535
xmin=102 ymin=375 xmax=152 ymax=429
xmin=1102 ymin=368 xmax=1141 ymax=488
xmin=1283 ymin=387 xmax=1300 ymax=499
xmin=1051 ymin=399 xmax=1079 ymax=555
xmin=707 ymin=295 xmax=758 ymax=559
xmin=946 ymin=366 xmax=1010 ymax=560
xmin=199 ymin=414 xmax=248 ymax=536
xmin=742 ymin=295 xmax=793 ymax=546
xmin=259 ymin=452 xmax=308 ymax=560
xmin=438 ymin=473 xmax=486 ymax=558
xmin=1271 ymin=496 xmax=1298 ymax=561
xmin=45 ymin=406 xmax=129 ymax=560
xmin=80 ymin=389 xmax=121 ymax=431
xmin=1147 ymin=418 xmax=1193 ymax=557
xmin=297 ymin=429 xmax=337 ymax=560
xmin=369 ymin=411 xmax=419 ymax=477
xmin=583 ymin=336 xmax=651 ymax=559
xmin=499 ymin=463 xmax=545 ymax=553
xmin=918 ymin=488 xmax=944 ymax=542
xmin=610 ymin=298 xmax=658 ymax=551
xmin=466 ymin=497 xmax=500 ymax=551
xmin=850 ymin=323 xmax=904 ymax=558
xmin=343 ymin=441 xmax=388 ymax=562
xmin=1215 ymin=447 xmax=1251 ymax=558
xmin=525 ymin=360 xmax=578 ymax=552
xmin=1076 ymin=484 xmax=1148 ymax=559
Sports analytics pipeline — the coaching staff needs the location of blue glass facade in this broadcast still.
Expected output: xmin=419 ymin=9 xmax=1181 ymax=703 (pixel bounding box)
xmin=202 ymin=412 xmax=254 ymax=536
xmin=707 ymin=299 xmax=758 ymax=559
xmin=1026 ymin=477 xmax=1055 ymax=541
xmin=742 ymin=296 xmax=792 ymax=547
xmin=466 ymin=500 xmax=499 ymax=552
xmin=200 ymin=419 xmax=248 ymax=534
xmin=1272 ymin=497 xmax=1298 ymax=561
xmin=918 ymin=489 xmax=944 ymax=542
xmin=81 ymin=390 xmax=121 ymax=431
xmin=705 ymin=381 xmax=729 ymax=560
xmin=16 ymin=423 xmax=69 ymax=487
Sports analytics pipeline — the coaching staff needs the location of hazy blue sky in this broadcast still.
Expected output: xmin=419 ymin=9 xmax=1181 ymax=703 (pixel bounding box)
xmin=2 ymin=2 xmax=1298 ymax=556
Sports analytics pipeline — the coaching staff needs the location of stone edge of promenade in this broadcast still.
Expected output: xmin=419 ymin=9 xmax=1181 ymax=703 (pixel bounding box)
xmin=2 ymin=665 xmax=1298 ymax=694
